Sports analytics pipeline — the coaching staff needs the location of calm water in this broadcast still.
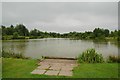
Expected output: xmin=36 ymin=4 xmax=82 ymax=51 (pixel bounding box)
xmin=2 ymin=38 xmax=119 ymax=59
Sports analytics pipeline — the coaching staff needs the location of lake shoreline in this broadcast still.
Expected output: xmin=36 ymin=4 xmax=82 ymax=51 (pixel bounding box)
xmin=2 ymin=38 xmax=119 ymax=59
xmin=2 ymin=36 xmax=119 ymax=41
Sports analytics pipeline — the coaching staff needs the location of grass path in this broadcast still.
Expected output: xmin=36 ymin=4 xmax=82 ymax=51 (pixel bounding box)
xmin=2 ymin=58 xmax=119 ymax=78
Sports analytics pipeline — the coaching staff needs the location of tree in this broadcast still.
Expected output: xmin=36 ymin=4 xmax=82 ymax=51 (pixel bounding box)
xmin=93 ymin=28 xmax=100 ymax=37
xmin=1 ymin=25 xmax=6 ymax=36
xmin=30 ymin=29 xmax=39 ymax=36
xmin=13 ymin=32 xmax=19 ymax=39
xmin=15 ymin=24 xmax=29 ymax=36
xmin=6 ymin=27 xmax=13 ymax=35
xmin=104 ymin=29 xmax=109 ymax=37
xmin=10 ymin=25 xmax=15 ymax=35
xmin=1 ymin=24 xmax=119 ymax=40
xmin=93 ymin=28 xmax=106 ymax=38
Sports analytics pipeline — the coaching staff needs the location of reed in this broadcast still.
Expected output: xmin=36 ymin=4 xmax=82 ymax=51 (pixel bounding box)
xmin=2 ymin=50 xmax=29 ymax=59
xmin=77 ymin=48 xmax=104 ymax=63
xmin=107 ymin=55 xmax=120 ymax=63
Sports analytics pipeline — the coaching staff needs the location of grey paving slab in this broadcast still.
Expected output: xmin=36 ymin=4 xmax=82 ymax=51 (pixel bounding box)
xmin=37 ymin=65 xmax=50 ymax=70
xmin=61 ymin=66 xmax=73 ymax=71
xmin=38 ymin=62 xmax=51 ymax=66
xmin=45 ymin=70 xmax=59 ymax=76
xmin=31 ymin=59 xmax=77 ymax=76
xmin=59 ymin=71 xmax=72 ymax=76
xmin=31 ymin=69 xmax=46 ymax=74
xmin=50 ymin=63 xmax=65 ymax=66
xmin=49 ymin=65 xmax=61 ymax=70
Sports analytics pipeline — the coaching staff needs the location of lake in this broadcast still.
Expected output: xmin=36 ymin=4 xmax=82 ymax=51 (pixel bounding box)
xmin=2 ymin=38 xmax=119 ymax=59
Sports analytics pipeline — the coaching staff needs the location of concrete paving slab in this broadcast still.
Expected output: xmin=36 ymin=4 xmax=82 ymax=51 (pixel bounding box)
xmin=37 ymin=65 xmax=50 ymax=70
xmin=38 ymin=62 xmax=51 ymax=66
xmin=59 ymin=71 xmax=72 ymax=76
xmin=49 ymin=65 xmax=61 ymax=70
xmin=65 ymin=64 xmax=77 ymax=67
xmin=50 ymin=63 xmax=65 ymax=66
xmin=61 ymin=66 xmax=73 ymax=71
xmin=32 ymin=59 xmax=77 ymax=76
xmin=31 ymin=69 xmax=46 ymax=74
xmin=45 ymin=70 xmax=59 ymax=76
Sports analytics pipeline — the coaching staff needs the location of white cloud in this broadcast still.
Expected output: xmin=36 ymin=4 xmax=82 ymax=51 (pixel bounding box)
xmin=2 ymin=2 xmax=118 ymax=33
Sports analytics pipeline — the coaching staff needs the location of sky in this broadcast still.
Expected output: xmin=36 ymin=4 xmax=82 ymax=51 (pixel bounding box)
xmin=2 ymin=2 xmax=118 ymax=33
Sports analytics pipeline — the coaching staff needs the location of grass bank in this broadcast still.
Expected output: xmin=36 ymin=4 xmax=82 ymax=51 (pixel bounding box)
xmin=2 ymin=58 xmax=119 ymax=78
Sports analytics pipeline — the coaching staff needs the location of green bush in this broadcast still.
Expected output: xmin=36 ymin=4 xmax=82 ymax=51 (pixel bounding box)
xmin=107 ymin=55 xmax=120 ymax=63
xmin=29 ymin=36 xmax=38 ymax=39
xmin=77 ymin=48 xmax=104 ymax=63
xmin=13 ymin=32 xmax=19 ymax=39
xmin=16 ymin=36 xmax=26 ymax=39
xmin=2 ymin=36 xmax=13 ymax=40
xmin=2 ymin=50 xmax=29 ymax=59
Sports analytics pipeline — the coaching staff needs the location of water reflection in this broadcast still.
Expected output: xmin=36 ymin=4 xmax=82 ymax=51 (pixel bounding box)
xmin=2 ymin=38 xmax=119 ymax=59
xmin=110 ymin=41 xmax=120 ymax=48
xmin=93 ymin=40 xmax=108 ymax=48
xmin=2 ymin=40 xmax=28 ymax=55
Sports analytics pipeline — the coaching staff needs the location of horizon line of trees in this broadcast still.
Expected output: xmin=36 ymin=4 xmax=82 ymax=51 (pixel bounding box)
xmin=1 ymin=24 xmax=120 ymax=40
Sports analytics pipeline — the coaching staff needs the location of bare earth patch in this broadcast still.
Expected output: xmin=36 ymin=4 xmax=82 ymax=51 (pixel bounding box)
xmin=31 ymin=59 xmax=77 ymax=76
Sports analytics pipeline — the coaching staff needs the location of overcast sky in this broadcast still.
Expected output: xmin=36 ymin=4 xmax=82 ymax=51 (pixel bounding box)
xmin=2 ymin=2 xmax=118 ymax=33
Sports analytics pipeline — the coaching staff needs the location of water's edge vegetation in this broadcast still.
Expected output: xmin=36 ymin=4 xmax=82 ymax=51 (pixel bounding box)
xmin=2 ymin=50 xmax=30 ymax=59
xmin=78 ymin=48 xmax=120 ymax=63
xmin=1 ymin=24 xmax=120 ymax=41
xmin=2 ymin=48 xmax=120 ymax=63
xmin=2 ymin=48 xmax=119 ymax=78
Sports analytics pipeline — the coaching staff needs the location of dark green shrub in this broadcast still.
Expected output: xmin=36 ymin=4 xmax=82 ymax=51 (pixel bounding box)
xmin=29 ymin=36 xmax=38 ymax=39
xmin=17 ymin=36 xmax=26 ymax=39
xmin=107 ymin=55 xmax=120 ymax=63
xmin=77 ymin=48 xmax=104 ymax=63
xmin=13 ymin=32 xmax=19 ymax=39
xmin=2 ymin=36 xmax=13 ymax=40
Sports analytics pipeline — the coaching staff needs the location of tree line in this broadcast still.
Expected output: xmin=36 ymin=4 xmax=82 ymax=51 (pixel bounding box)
xmin=1 ymin=24 xmax=120 ymax=40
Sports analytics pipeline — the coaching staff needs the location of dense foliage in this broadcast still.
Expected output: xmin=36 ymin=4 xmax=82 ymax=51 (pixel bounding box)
xmin=107 ymin=55 xmax=120 ymax=63
xmin=77 ymin=48 xmax=104 ymax=63
xmin=1 ymin=24 xmax=120 ymax=40
xmin=2 ymin=50 xmax=29 ymax=59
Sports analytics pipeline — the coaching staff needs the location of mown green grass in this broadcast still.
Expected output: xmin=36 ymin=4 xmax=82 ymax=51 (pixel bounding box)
xmin=0 ymin=58 xmax=2 ymax=79
xmin=73 ymin=63 xmax=118 ymax=78
xmin=2 ymin=58 xmax=119 ymax=78
xmin=2 ymin=58 xmax=66 ymax=78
